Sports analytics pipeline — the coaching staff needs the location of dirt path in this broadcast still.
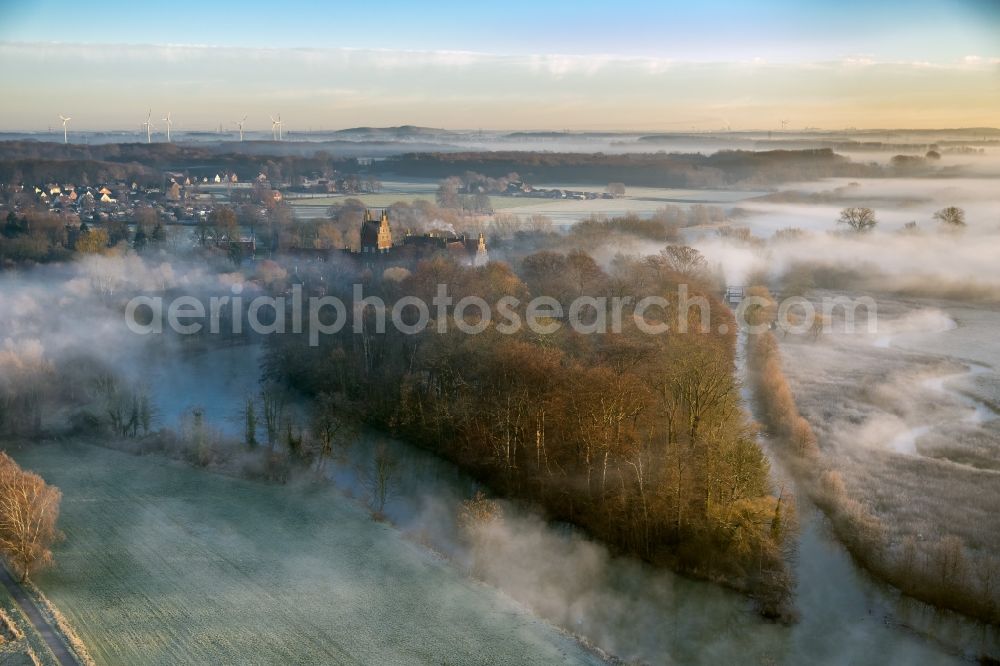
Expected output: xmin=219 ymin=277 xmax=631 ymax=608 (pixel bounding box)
xmin=0 ymin=566 xmax=79 ymax=666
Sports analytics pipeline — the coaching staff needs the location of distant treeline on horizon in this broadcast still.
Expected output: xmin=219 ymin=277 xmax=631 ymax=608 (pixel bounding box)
xmin=0 ymin=135 xmax=980 ymax=189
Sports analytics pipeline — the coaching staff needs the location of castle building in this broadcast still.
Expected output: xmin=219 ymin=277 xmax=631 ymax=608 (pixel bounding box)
xmin=281 ymin=209 xmax=489 ymax=270
xmin=360 ymin=208 xmax=393 ymax=254
xmin=353 ymin=209 xmax=488 ymax=269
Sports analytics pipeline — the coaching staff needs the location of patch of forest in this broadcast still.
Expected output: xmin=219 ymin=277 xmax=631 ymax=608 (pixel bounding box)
xmin=263 ymin=249 xmax=799 ymax=618
xmin=380 ymin=149 xmax=882 ymax=187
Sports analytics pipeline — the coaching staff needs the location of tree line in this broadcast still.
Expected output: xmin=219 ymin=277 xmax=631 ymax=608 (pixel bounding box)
xmin=382 ymin=149 xmax=882 ymax=188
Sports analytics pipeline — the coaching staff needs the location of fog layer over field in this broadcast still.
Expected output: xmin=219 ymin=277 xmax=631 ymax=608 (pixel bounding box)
xmin=0 ymin=255 xmax=256 ymax=436
xmin=688 ymin=171 xmax=1000 ymax=294
xmin=0 ymin=255 xmax=226 ymax=365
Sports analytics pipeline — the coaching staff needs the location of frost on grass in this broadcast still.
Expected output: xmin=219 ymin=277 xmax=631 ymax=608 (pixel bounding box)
xmin=12 ymin=442 xmax=604 ymax=666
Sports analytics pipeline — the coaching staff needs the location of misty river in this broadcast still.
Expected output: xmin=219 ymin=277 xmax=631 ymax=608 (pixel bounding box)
xmin=143 ymin=340 xmax=997 ymax=664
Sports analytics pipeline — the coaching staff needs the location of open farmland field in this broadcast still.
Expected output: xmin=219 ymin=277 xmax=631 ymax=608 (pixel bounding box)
xmin=287 ymin=180 xmax=766 ymax=222
xmin=8 ymin=441 xmax=603 ymax=666
xmin=530 ymin=184 xmax=765 ymax=203
xmin=490 ymin=184 xmax=766 ymax=215
xmin=484 ymin=185 xmax=766 ymax=225
xmin=286 ymin=193 xmax=438 ymax=208
xmin=287 ymin=192 xmax=437 ymax=219
xmin=288 ymin=193 xmax=542 ymax=220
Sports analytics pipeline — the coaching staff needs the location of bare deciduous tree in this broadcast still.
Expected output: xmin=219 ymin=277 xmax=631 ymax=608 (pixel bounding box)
xmin=243 ymin=395 xmax=258 ymax=447
xmin=837 ymin=207 xmax=877 ymax=233
xmin=933 ymin=206 xmax=966 ymax=228
xmin=363 ymin=444 xmax=397 ymax=519
xmin=0 ymin=453 xmax=61 ymax=582
xmin=75 ymin=228 xmax=109 ymax=254
xmin=261 ymin=388 xmax=285 ymax=451
xmin=660 ymin=245 xmax=708 ymax=277
xmin=435 ymin=178 xmax=461 ymax=209
xmin=311 ymin=393 xmax=357 ymax=474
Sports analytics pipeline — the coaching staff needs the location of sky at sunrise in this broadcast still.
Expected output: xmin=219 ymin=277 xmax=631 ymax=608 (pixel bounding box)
xmin=0 ymin=0 xmax=998 ymax=131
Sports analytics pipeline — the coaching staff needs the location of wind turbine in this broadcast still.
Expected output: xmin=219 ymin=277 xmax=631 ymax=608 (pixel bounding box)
xmin=270 ymin=114 xmax=283 ymax=141
xmin=141 ymin=110 xmax=155 ymax=143
xmin=162 ymin=112 xmax=172 ymax=141
xmin=235 ymin=115 xmax=247 ymax=142
xmin=58 ymin=114 xmax=72 ymax=144
xmin=780 ymin=119 xmax=789 ymax=131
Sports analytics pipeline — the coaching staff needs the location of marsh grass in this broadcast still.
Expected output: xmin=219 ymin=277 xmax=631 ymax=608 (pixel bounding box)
xmin=746 ymin=291 xmax=1000 ymax=626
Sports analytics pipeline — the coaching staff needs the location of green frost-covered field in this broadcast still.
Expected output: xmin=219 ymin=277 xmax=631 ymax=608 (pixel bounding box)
xmin=284 ymin=180 xmax=765 ymax=222
xmin=9 ymin=441 xmax=603 ymax=666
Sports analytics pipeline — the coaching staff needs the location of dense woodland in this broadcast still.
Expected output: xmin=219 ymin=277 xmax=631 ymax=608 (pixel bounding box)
xmin=0 ymin=142 xmax=894 ymax=192
xmin=263 ymin=249 xmax=797 ymax=616
xmin=382 ymin=149 xmax=883 ymax=187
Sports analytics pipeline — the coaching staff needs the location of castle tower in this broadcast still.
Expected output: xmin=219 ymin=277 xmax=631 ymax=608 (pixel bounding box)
xmin=360 ymin=208 xmax=393 ymax=254
xmin=474 ymin=232 xmax=488 ymax=266
xmin=377 ymin=210 xmax=392 ymax=251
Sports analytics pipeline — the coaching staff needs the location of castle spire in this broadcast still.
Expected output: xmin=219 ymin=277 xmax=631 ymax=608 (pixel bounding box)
xmin=474 ymin=231 xmax=488 ymax=266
